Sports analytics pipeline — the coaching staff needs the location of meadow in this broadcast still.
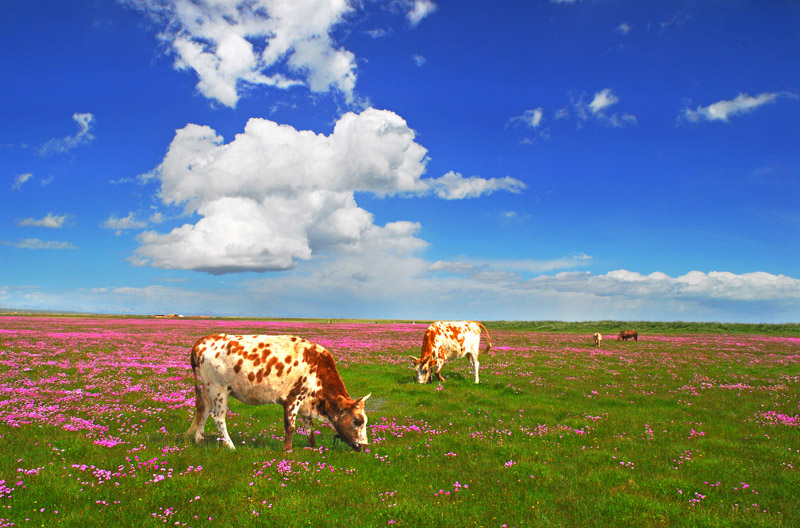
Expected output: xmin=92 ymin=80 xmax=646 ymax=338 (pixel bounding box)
xmin=0 ymin=315 xmax=798 ymax=527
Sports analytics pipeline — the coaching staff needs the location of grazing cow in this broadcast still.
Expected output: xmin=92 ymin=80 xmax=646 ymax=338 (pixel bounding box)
xmin=410 ymin=321 xmax=492 ymax=384
xmin=186 ymin=334 xmax=370 ymax=452
xmin=593 ymin=333 xmax=602 ymax=347
xmin=618 ymin=329 xmax=638 ymax=342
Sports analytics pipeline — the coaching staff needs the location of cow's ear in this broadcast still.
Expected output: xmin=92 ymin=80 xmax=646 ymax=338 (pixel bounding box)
xmin=335 ymin=394 xmax=349 ymax=411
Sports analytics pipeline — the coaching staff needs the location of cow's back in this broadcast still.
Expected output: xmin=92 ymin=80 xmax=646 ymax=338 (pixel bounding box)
xmin=193 ymin=334 xmax=322 ymax=406
xmin=424 ymin=321 xmax=482 ymax=360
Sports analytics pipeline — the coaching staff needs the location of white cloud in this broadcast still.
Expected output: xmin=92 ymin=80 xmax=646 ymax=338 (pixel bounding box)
xmin=406 ymin=0 xmax=438 ymax=27
xmin=16 ymin=213 xmax=69 ymax=228
xmin=103 ymin=212 xmax=148 ymax=235
xmin=428 ymin=171 xmax=525 ymax=200
xmin=616 ymin=22 xmax=632 ymax=35
xmin=366 ymin=28 xmax=390 ymax=39
xmin=430 ymin=253 xmax=592 ymax=277
xmin=560 ymin=88 xmax=637 ymax=128
xmin=527 ymin=269 xmax=800 ymax=303
xmin=681 ymin=92 xmax=786 ymax=123
xmin=6 ymin=238 xmax=77 ymax=250
xmin=237 ymin=266 xmax=800 ymax=322
xmin=589 ymin=88 xmax=619 ymax=114
xmin=509 ymin=108 xmax=544 ymax=128
xmin=4 ymin=266 xmax=798 ymax=322
xmin=134 ymin=108 xmax=524 ymax=274
xmin=40 ymin=113 xmax=95 ymax=155
xmin=12 ymin=173 xmax=33 ymax=190
xmin=412 ymin=54 xmax=427 ymax=67
xmin=126 ymin=0 xmax=363 ymax=107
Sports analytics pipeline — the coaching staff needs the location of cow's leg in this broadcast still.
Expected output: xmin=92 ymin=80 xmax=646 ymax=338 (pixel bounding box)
xmin=468 ymin=354 xmax=480 ymax=384
xmin=208 ymin=384 xmax=235 ymax=449
xmin=186 ymin=383 xmax=212 ymax=444
xmin=435 ymin=363 xmax=446 ymax=382
xmin=301 ymin=415 xmax=316 ymax=447
xmin=282 ymin=398 xmax=303 ymax=452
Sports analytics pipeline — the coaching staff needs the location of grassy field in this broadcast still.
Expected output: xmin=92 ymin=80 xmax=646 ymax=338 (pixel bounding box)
xmin=0 ymin=316 xmax=798 ymax=527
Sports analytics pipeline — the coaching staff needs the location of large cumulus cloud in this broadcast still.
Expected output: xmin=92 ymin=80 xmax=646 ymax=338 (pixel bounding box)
xmin=134 ymin=108 xmax=524 ymax=273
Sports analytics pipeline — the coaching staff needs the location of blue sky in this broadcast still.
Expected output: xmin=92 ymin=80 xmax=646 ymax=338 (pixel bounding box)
xmin=2 ymin=0 xmax=798 ymax=322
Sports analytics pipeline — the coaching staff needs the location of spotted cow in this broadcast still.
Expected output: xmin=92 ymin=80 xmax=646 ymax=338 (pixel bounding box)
xmin=186 ymin=334 xmax=370 ymax=452
xmin=410 ymin=321 xmax=492 ymax=384
xmin=618 ymin=329 xmax=638 ymax=342
xmin=593 ymin=332 xmax=603 ymax=347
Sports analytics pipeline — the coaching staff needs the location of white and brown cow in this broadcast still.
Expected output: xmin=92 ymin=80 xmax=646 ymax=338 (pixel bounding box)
xmin=410 ymin=321 xmax=492 ymax=384
xmin=186 ymin=334 xmax=370 ymax=452
xmin=593 ymin=332 xmax=603 ymax=347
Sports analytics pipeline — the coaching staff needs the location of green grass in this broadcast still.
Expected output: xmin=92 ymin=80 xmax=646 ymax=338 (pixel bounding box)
xmin=0 ymin=317 xmax=798 ymax=527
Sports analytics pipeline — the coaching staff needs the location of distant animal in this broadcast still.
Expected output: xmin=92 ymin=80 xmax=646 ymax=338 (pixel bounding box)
xmin=186 ymin=334 xmax=370 ymax=452
xmin=410 ymin=321 xmax=492 ymax=384
xmin=618 ymin=329 xmax=638 ymax=342
xmin=593 ymin=333 xmax=603 ymax=347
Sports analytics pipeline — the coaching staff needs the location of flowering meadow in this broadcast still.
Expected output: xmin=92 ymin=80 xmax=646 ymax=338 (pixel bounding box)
xmin=0 ymin=316 xmax=798 ymax=527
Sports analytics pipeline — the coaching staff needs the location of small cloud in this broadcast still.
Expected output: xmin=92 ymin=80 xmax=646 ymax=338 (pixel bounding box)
xmin=366 ymin=28 xmax=390 ymax=39
xmin=6 ymin=238 xmax=77 ymax=250
xmin=661 ymin=9 xmax=690 ymax=33
xmin=16 ymin=213 xmax=69 ymax=229
xmin=680 ymin=92 xmax=790 ymax=123
xmin=40 ymin=113 xmax=95 ymax=155
xmin=12 ymin=173 xmax=33 ymax=190
xmin=589 ymin=88 xmax=619 ymax=115
xmin=561 ymin=88 xmax=637 ymax=128
xmin=406 ymin=0 xmax=438 ymax=27
xmin=103 ymin=212 xmax=147 ymax=235
xmin=499 ymin=210 xmax=530 ymax=222
xmin=412 ymin=54 xmax=427 ymax=67
xmin=509 ymin=108 xmax=544 ymax=129
xmin=616 ymin=23 xmax=632 ymax=35
xmin=427 ymin=171 xmax=526 ymax=200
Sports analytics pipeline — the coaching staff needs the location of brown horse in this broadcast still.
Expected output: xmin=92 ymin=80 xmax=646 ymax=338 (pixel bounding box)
xmin=618 ymin=329 xmax=638 ymax=342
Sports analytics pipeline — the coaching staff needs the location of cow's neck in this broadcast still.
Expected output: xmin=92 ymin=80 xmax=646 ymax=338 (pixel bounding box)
xmin=313 ymin=357 xmax=350 ymax=420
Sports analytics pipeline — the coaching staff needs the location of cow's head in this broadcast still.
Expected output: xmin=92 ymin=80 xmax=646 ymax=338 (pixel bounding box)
xmin=410 ymin=356 xmax=433 ymax=384
xmin=331 ymin=394 xmax=371 ymax=452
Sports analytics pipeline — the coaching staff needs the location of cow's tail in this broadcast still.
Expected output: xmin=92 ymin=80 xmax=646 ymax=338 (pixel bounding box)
xmin=186 ymin=341 xmax=206 ymax=440
xmin=478 ymin=323 xmax=493 ymax=357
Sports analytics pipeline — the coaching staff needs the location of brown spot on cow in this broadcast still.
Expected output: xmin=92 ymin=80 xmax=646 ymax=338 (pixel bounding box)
xmin=303 ymin=345 xmax=320 ymax=365
xmin=248 ymin=372 xmax=255 ymax=382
